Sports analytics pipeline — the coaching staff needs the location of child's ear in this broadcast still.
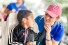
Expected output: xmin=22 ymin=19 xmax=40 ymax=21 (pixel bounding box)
xmin=22 ymin=18 xmax=27 ymax=24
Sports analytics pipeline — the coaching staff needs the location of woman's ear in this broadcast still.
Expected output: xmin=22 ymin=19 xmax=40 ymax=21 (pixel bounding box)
xmin=56 ymin=16 xmax=60 ymax=22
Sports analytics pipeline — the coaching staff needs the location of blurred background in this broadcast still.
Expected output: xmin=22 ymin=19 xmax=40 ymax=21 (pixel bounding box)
xmin=0 ymin=0 xmax=68 ymax=45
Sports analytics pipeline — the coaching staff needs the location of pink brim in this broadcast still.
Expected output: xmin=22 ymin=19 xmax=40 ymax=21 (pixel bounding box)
xmin=45 ymin=10 xmax=58 ymax=18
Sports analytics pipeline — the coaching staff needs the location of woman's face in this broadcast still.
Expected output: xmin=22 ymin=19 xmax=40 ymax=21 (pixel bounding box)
xmin=44 ymin=13 xmax=57 ymax=26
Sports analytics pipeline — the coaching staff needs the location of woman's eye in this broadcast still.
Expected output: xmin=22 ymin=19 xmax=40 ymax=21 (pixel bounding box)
xmin=50 ymin=16 xmax=52 ymax=18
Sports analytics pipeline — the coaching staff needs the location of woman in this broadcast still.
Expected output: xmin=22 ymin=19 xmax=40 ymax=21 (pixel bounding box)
xmin=35 ymin=4 xmax=64 ymax=45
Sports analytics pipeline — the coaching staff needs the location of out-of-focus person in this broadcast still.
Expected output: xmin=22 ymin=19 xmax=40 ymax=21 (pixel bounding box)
xmin=0 ymin=4 xmax=7 ymax=21
xmin=4 ymin=0 xmax=27 ymax=21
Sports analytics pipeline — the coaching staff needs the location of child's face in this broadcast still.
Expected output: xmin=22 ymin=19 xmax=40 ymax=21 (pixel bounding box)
xmin=27 ymin=13 xmax=34 ymax=28
xmin=23 ymin=13 xmax=34 ymax=28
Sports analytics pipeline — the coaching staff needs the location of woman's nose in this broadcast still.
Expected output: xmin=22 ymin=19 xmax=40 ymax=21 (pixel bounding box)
xmin=45 ymin=16 xmax=50 ymax=20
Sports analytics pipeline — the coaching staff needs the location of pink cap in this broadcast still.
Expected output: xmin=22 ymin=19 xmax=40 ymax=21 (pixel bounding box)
xmin=46 ymin=4 xmax=62 ymax=18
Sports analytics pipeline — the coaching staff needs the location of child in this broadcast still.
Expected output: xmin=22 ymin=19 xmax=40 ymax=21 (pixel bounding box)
xmin=12 ymin=10 xmax=37 ymax=45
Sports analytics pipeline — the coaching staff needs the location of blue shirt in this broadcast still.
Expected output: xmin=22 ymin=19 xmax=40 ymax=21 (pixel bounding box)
xmin=35 ymin=15 xmax=64 ymax=42
xmin=7 ymin=3 xmax=27 ymax=12
xmin=5 ymin=3 xmax=27 ymax=21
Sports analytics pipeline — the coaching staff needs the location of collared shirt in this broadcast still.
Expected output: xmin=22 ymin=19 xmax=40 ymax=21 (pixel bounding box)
xmin=35 ymin=15 xmax=64 ymax=42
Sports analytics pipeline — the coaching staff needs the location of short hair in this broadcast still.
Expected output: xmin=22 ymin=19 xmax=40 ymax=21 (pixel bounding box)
xmin=17 ymin=10 xmax=32 ymax=23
